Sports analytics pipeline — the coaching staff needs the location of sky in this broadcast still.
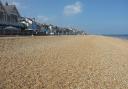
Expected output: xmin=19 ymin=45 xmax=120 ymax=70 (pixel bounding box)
xmin=3 ymin=0 xmax=128 ymax=34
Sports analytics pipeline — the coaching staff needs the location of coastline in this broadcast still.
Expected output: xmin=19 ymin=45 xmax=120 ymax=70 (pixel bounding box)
xmin=102 ymin=34 xmax=128 ymax=40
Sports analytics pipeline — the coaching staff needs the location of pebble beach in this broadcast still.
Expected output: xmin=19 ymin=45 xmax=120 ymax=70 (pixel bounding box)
xmin=0 ymin=35 xmax=128 ymax=89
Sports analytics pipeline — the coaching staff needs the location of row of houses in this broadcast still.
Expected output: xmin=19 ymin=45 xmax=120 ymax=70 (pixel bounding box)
xmin=39 ymin=24 xmax=85 ymax=35
xmin=0 ymin=1 xmax=86 ymax=35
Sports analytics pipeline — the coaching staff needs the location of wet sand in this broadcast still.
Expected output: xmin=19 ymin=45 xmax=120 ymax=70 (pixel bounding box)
xmin=0 ymin=35 xmax=128 ymax=89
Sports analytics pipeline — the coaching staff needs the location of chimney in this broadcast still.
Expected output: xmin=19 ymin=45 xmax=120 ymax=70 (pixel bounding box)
xmin=0 ymin=0 xmax=3 ymax=6
xmin=5 ymin=1 xmax=8 ymax=6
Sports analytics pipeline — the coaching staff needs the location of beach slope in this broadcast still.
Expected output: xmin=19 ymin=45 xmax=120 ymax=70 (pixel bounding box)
xmin=0 ymin=36 xmax=128 ymax=89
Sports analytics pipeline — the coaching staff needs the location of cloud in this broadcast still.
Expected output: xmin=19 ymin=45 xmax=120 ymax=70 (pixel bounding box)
xmin=37 ymin=15 xmax=58 ymax=24
xmin=64 ymin=1 xmax=83 ymax=16
xmin=37 ymin=15 xmax=49 ymax=22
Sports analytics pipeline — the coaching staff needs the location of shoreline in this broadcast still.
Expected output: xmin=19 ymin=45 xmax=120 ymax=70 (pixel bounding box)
xmin=0 ymin=34 xmax=128 ymax=41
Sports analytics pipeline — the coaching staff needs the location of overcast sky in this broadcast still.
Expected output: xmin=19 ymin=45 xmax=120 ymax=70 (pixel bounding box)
xmin=3 ymin=0 xmax=128 ymax=34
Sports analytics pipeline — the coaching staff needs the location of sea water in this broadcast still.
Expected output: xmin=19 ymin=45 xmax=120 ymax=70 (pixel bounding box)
xmin=103 ymin=35 xmax=128 ymax=40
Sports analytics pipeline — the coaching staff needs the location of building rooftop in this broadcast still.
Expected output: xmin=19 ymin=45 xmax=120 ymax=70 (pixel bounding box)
xmin=0 ymin=1 xmax=20 ymax=17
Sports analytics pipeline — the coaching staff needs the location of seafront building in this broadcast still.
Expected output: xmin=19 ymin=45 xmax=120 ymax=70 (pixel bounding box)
xmin=19 ymin=17 xmax=40 ymax=35
xmin=0 ymin=1 xmax=21 ymax=35
xmin=0 ymin=1 xmax=20 ymax=28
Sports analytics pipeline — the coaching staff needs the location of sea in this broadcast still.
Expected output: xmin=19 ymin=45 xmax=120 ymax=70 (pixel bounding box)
xmin=103 ymin=34 xmax=128 ymax=40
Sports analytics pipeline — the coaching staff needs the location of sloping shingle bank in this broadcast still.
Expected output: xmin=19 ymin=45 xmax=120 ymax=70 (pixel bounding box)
xmin=0 ymin=35 xmax=128 ymax=89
